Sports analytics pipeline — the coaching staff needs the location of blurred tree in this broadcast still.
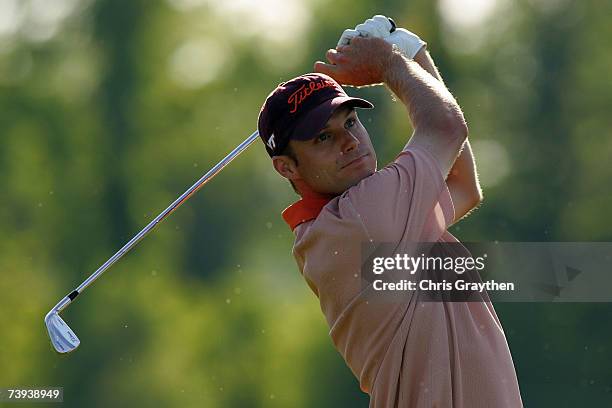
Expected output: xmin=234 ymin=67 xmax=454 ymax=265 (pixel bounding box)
xmin=0 ymin=0 xmax=610 ymax=406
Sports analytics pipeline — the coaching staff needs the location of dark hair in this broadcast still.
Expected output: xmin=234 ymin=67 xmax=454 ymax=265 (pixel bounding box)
xmin=280 ymin=142 xmax=300 ymax=194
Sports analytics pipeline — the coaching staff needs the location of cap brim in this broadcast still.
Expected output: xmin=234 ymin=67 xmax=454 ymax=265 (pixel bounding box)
xmin=290 ymin=96 xmax=374 ymax=141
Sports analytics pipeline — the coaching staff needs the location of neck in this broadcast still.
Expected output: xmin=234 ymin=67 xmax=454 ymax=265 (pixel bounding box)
xmin=294 ymin=180 xmax=336 ymax=200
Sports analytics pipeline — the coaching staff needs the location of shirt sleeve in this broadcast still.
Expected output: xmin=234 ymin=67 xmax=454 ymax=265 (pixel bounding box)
xmin=340 ymin=145 xmax=455 ymax=244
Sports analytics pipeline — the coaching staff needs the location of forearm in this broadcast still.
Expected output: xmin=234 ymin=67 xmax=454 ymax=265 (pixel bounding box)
xmin=382 ymin=50 xmax=467 ymax=138
xmin=413 ymin=48 xmax=483 ymax=216
xmin=446 ymin=141 xmax=482 ymax=202
xmin=413 ymin=49 xmax=474 ymax=172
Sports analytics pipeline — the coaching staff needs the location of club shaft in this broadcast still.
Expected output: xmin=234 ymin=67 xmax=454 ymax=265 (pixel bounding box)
xmin=55 ymin=130 xmax=260 ymax=313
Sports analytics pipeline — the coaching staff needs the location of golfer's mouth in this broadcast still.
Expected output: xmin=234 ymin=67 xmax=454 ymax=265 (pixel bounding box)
xmin=340 ymin=152 xmax=370 ymax=170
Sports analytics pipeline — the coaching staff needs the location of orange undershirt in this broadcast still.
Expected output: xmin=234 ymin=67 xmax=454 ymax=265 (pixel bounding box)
xmin=281 ymin=185 xmax=336 ymax=231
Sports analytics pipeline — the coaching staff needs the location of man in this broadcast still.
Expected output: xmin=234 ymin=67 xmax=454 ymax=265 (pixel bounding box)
xmin=258 ymin=16 xmax=523 ymax=407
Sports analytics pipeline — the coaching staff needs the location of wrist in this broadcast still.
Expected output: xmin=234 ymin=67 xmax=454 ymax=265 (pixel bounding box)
xmin=381 ymin=49 xmax=406 ymax=84
xmin=385 ymin=28 xmax=427 ymax=59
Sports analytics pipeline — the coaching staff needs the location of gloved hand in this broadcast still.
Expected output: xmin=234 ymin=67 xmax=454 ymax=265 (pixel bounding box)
xmin=336 ymin=15 xmax=392 ymax=48
xmin=336 ymin=15 xmax=426 ymax=59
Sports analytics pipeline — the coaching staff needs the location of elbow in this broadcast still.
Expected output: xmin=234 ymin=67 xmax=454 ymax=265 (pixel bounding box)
xmin=435 ymin=105 xmax=468 ymax=143
xmin=471 ymin=188 xmax=484 ymax=209
xmin=461 ymin=193 xmax=483 ymax=218
xmin=475 ymin=190 xmax=484 ymax=206
xmin=463 ymin=182 xmax=483 ymax=211
xmin=455 ymin=117 xmax=469 ymax=142
xmin=448 ymin=109 xmax=468 ymax=142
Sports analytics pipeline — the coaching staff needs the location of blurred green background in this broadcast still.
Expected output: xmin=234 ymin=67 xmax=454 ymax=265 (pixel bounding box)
xmin=1 ymin=0 xmax=611 ymax=406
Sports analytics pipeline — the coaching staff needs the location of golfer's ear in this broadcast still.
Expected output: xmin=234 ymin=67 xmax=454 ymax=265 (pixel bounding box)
xmin=272 ymin=156 xmax=299 ymax=181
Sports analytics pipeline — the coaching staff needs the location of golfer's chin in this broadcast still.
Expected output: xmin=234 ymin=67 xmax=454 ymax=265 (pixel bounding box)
xmin=345 ymin=152 xmax=375 ymax=175
xmin=339 ymin=164 xmax=376 ymax=191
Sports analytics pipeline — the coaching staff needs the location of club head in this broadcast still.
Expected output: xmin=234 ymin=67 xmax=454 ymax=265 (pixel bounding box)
xmin=45 ymin=311 xmax=80 ymax=354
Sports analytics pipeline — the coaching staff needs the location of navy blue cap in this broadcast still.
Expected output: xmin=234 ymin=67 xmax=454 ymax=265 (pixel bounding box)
xmin=258 ymin=73 xmax=374 ymax=157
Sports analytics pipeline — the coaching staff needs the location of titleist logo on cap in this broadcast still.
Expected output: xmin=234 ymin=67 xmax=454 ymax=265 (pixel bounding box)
xmin=287 ymin=79 xmax=336 ymax=113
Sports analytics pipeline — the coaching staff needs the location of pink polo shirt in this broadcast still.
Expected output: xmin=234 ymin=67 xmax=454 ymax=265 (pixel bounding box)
xmin=283 ymin=146 xmax=523 ymax=407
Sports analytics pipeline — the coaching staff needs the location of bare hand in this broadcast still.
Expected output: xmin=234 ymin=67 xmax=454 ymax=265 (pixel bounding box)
xmin=314 ymin=36 xmax=395 ymax=87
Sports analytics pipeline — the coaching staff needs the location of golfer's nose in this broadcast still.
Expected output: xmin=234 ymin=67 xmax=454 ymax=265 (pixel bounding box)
xmin=340 ymin=130 xmax=359 ymax=153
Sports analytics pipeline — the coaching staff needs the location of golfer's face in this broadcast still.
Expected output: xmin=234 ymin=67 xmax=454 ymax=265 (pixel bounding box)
xmin=291 ymin=107 xmax=377 ymax=195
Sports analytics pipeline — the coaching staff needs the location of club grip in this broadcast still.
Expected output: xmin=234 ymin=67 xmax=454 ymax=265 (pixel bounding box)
xmin=68 ymin=290 xmax=79 ymax=301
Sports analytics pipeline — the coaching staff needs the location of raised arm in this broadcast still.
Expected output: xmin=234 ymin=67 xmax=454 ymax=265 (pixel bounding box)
xmin=412 ymin=48 xmax=483 ymax=223
xmin=315 ymin=36 xmax=467 ymax=178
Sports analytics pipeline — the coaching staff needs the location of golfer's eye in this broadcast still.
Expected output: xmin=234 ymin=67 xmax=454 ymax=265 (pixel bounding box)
xmin=345 ymin=118 xmax=356 ymax=129
xmin=317 ymin=133 xmax=331 ymax=143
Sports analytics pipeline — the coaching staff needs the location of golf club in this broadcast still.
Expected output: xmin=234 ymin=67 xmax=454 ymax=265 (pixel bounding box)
xmin=45 ymin=130 xmax=260 ymax=353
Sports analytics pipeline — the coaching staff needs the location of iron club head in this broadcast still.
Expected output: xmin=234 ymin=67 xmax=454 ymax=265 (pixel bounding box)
xmin=44 ymin=131 xmax=259 ymax=354
xmin=45 ymin=311 xmax=80 ymax=354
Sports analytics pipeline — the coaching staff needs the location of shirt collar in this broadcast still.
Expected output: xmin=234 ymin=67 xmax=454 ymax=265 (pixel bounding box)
xmin=281 ymin=187 xmax=336 ymax=231
xmin=281 ymin=197 xmax=332 ymax=231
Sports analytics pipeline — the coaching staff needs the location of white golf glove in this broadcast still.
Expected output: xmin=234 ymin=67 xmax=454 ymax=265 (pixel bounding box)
xmin=336 ymin=15 xmax=427 ymax=59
